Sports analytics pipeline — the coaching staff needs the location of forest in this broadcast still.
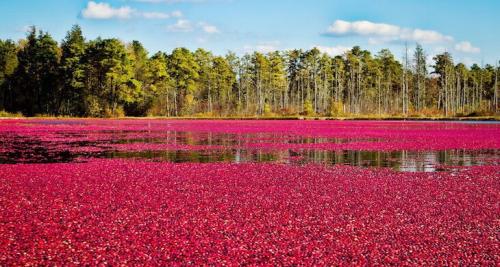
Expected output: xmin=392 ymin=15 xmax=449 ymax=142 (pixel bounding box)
xmin=0 ymin=25 xmax=498 ymax=118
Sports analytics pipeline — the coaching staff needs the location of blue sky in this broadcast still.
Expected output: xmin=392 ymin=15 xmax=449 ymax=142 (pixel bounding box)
xmin=0 ymin=0 xmax=498 ymax=65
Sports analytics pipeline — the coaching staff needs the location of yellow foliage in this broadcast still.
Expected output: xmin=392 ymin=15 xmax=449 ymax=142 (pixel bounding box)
xmin=329 ymin=100 xmax=344 ymax=117
xmin=303 ymin=100 xmax=314 ymax=116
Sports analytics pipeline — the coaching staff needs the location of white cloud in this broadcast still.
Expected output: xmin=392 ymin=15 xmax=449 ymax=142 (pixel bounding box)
xmin=327 ymin=20 xmax=400 ymax=36
xmin=314 ymin=45 xmax=350 ymax=56
xmin=133 ymin=0 xmax=215 ymax=4
xmin=325 ymin=20 xmax=453 ymax=44
xmin=166 ymin=20 xmax=220 ymax=33
xmin=456 ymin=57 xmax=476 ymax=66
xmin=142 ymin=11 xmax=170 ymax=19
xmin=166 ymin=19 xmax=194 ymax=32
xmin=134 ymin=0 xmax=210 ymax=3
xmin=402 ymin=29 xmax=453 ymax=44
xmin=82 ymin=1 xmax=134 ymax=19
xmin=141 ymin=10 xmax=182 ymax=19
xmin=82 ymin=1 xmax=181 ymax=20
xmin=455 ymin=41 xmax=480 ymax=54
xmin=199 ymin=22 xmax=219 ymax=34
xmin=171 ymin=10 xmax=183 ymax=18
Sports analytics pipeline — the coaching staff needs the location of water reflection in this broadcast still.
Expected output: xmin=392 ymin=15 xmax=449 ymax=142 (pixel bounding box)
xmin=95 ymin=149 xmax=498 ymax=172
xmin=1 ymin=130 xmax=499 ymax=172
xmin=295 ymin=149 xmax=499 ymax=172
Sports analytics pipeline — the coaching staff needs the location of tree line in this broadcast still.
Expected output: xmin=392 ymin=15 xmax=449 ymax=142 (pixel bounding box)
xmin=0 ymin=25 xmax=498 ymax=117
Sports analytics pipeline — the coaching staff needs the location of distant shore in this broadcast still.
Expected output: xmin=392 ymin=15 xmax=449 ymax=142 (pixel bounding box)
xmin=1 ymin=115 xmax=499 ymax=121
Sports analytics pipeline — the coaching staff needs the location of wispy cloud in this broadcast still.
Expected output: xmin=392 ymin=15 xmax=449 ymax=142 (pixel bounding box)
xmin=82 ymin=1 xmax=181 ymax=20
xmin=166 ymin=19 xmax=194 ymax=32
xmin=141 ymin=12 xmax=170 ymax=19
xmin=455 ymin=41 xmax=480 ymax=54
xmin=456 ymin=57 xmax=476 ymax=66
xmin=325 ymin=20 xmax=453 ymax=44
xmin=313 ymin=45 xmax=351 ymax=56
xmin=166 ymin=20 xmax=220 ymax=33
xmin=170 ymin=10 xmax=183 ymax=18
xmin=198 ymin=22 xmax=219 ymax=34
xmin=133 ymin=0 xmax=222 ymax=3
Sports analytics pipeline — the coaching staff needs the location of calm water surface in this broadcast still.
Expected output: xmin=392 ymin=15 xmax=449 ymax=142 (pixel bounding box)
xmin=1 ymin=120 xmax=499 ymax=172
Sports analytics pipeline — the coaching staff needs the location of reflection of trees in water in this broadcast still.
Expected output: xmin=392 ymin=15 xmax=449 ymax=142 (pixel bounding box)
xmin=295 ymin=149 xmax=498 ymax=172
xmin=1 ymin=129 xmax=499 ymax=172
xmin=0 ymin=135 xmax=78 ymax=164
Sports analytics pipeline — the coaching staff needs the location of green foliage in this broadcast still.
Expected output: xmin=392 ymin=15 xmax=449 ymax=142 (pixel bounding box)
xmin=168 ymin=48 xmax=200 ymax=116
xmin=0 ymin=25 xmax=498 ymax=118
xmin=143 ymin=52 xmax=174 ymax=116
xmin=12 ymin=27 xmax=60 ymax=116
xmin=59 ymin=25 xmax=85 ymax=116
xmin=212 ymin=56 xmax=236 ymax=113
xmin=0 ymin=40 xmax=18 ymax=81
xmin=81 ymin=38 xmax=136 ymax=117
xmin=0 ymin=39 xmax=18 ymax=110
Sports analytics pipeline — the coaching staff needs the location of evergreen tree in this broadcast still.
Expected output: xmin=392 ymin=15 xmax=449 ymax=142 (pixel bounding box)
xmin=82 ymin=38 xmax=135 ymax=117
xmin=59 ymin=25 xmax=85 ymax=116
xmin=1 ymin=25 xmax=498 ymax=117
xmin=0 ymin=39 xmax=18 ymax=110
xmin=13 ymin=27 xmax=60 ymax=116
xmin=168 ymin=48 xmax=200 ymax=116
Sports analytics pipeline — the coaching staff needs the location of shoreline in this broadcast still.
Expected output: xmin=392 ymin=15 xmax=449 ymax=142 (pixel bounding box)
xmin=1 ymin=116 xmax=499 ymax=121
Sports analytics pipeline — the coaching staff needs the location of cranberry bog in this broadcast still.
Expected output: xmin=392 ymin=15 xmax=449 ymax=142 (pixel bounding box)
xmin=0 ymin=119 xmax=499 ymax=265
